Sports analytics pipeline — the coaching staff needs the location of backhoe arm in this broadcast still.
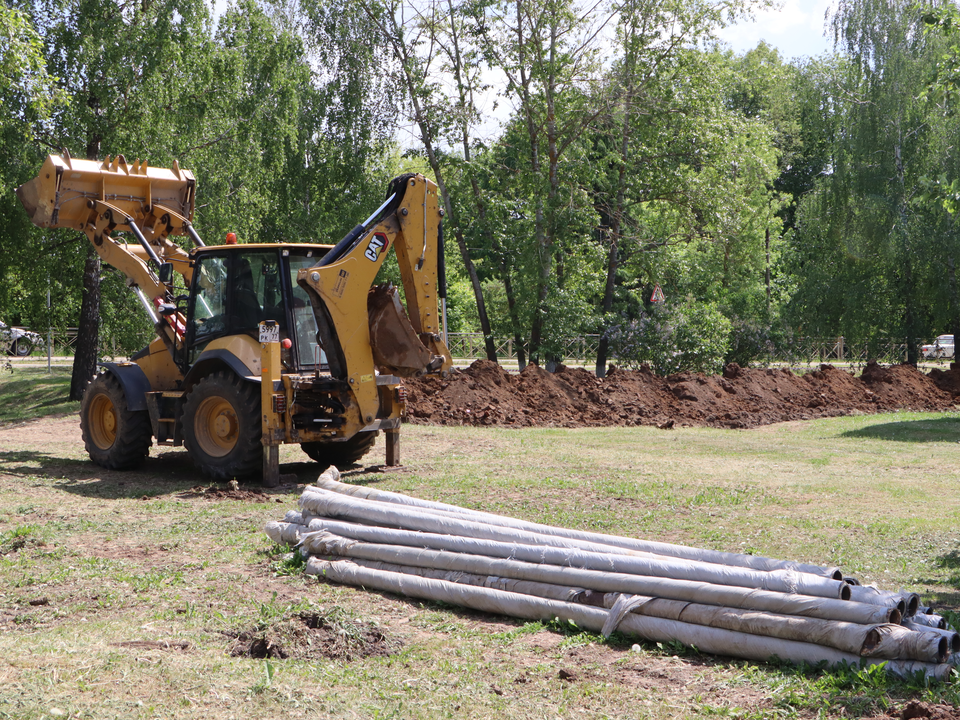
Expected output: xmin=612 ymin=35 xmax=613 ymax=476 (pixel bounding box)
xmin=297 ymin=174 xmax=453 ymax=430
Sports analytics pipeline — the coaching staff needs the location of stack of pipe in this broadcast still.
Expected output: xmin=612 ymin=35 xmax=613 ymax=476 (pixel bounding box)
xmin=264 ymin=467 xmax=957 ymax=680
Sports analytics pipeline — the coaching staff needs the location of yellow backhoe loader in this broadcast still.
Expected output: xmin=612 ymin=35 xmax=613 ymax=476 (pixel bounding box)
xmin=16 ymin=152 xmax=452 ymax=485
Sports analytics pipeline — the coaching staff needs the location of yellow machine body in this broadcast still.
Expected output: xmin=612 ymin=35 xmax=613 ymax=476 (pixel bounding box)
xmin=16 ymin=154 xmax=452 ymax=482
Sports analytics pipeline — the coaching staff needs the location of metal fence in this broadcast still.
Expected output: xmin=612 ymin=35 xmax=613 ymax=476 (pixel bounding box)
xmin=446 ymin=333 xmax=910 ymax=370
xmin=25 ymin=329 xmax=912 ymax=370
xmin=15 ymin=328 xmax=140 ymax=360
xmin=755 ymin=337 xmax=909 ymax=369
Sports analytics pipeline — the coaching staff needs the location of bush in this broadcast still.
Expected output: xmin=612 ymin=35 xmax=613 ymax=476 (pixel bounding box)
xmin=607 ymin=299 xmax=732 ymax=375
xmin=725 ymin=317 xmax=774 ymax=367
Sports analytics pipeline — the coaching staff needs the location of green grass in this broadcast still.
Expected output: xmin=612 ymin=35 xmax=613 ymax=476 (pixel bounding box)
xmin=1 ymin=369 xmax=960 ymax=717
xmin=0 ymin=366 xmax=77 ymax=424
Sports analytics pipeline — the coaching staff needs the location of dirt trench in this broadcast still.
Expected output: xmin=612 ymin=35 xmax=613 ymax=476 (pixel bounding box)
xmin=404 ymin=360 xmax=960 ymax=429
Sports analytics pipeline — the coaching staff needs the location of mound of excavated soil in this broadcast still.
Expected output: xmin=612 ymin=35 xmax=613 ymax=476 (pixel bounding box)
xmin=876 ymin=701 xmax=960 ymax=720
xmin=405 ymin=360 xmax=960 ymax=429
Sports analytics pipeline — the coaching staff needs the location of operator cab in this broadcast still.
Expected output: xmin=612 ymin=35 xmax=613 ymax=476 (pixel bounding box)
xmin=185 ymin=245 xmax=331 ymax=372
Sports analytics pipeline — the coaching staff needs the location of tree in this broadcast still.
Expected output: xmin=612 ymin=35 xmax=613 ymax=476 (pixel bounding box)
xmin=916 ymin=3 xmax=960 ymax=344
xmin=594 ymin=0 xmax=761 ymax=375
xmin=21 ymin=0 xmax=213 ymax=398
xmin=786 ymin=0 xmax=945 ymax=360
xmin=355 ymin=0 xmax=499 ymax=362
xmin=0 ymin=4 xmax=63 ymax=326
xmin=472 ymin=0 xmax=616 ymax=366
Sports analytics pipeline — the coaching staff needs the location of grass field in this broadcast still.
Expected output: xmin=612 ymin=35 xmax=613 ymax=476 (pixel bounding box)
xmin=1 ymin=367 xmax=960 ymax=718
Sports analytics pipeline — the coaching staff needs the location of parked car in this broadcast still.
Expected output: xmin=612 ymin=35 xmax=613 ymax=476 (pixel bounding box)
xmin=0 ymin=321 xmax=42 ymax=357
xmin=921 ymin=334 xmax=955 ymax=359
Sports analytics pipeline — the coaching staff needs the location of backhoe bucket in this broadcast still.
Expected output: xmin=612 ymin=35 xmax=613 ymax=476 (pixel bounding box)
xmin=368 ymin=285 xmax=442 ymax=377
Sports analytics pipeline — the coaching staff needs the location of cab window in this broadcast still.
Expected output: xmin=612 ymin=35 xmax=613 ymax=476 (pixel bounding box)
xmin=188 ymin=250 xmax=285 ymax=352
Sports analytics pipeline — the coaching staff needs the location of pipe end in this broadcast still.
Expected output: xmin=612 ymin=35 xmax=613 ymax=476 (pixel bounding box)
xmin=905 ymin=594 xmax=920 ymax=617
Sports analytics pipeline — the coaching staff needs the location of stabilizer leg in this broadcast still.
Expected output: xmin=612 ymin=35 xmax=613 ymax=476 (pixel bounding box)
xmin=385 ymin=429 xmax=400 ymax=466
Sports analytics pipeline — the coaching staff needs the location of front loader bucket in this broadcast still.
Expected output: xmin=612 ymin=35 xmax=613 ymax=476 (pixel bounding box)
xmin=369 ymin=284 xmax=442 ymax=377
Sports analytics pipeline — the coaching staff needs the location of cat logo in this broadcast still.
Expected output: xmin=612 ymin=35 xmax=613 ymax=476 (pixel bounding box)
xmin=364 ymin=232 xmax=389 ymax=262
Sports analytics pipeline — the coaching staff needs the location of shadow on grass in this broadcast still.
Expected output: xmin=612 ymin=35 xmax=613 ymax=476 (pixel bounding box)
xmin=0 ymin=448 xmax=336 ymax=500
xmin=839 ymin=416 xmax=960 ymax=443
xmin=0 ymin=449 xmax=89 ymax=476
xmin=910 ymin=550 xmax=960 ymax=612
xmin=0 ymin=372 xmax=76 ymax=424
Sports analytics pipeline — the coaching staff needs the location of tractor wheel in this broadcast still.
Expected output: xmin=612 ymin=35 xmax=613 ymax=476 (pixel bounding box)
xmin=80 ymin=372 xmax=152 ymax=469
xmin=301 ymin=431 xmax=379 ymax=468
xmin=182 ymin=371 xmax=261 ymax=479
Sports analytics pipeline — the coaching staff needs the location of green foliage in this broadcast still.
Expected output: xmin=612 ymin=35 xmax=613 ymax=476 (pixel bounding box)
xmin=444 ymin=276 xmax=482 ymax=334
xmin=272 ymin=548 xmax=307 ymax=577
xmin=783 ymin=0 xmax=960 ymax=355
xmin=0 ymin=4 xmax=62 ymax=138
xmin=8 ymin=0 xmax=960 ymax=375
xmin=250 ymin=660 xmax=275 ymax=694
xmin=608 ymin=298 xmax=732 ymax=375
xmin=0 ymin=524 xmax=43 ymax=555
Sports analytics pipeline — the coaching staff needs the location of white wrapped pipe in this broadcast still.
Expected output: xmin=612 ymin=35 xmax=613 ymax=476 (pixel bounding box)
xmin=908 ymin=613 xmax=946 ymax=629
xmin=902 ymin=621 xmax=960 ymax=653
xmin=861 ymin=624 xmax=949 ymax=663
xmin=602 ymin=595 xmax=945 ymax=663
xmin=341 ymin=556 xmax=585 ymax=602
xmin=340 ymin=555 xmax=940 ymax=661
xmin=898 ymin=590 xmax=922 ymax=617
xmin=304 ymin=556 xmax=951 ymax=680
xmin=298 ymin=489 xmax=849 ymax=599
xmin=301 ymin=531 xmax=893 ymax=625
xmin=265 ymin=520 xmax=303 ymax=545
xmin=847 ymin=585 xmax=908 ymax=614
xmin=307 ymin=469 xmax=841 ymax=578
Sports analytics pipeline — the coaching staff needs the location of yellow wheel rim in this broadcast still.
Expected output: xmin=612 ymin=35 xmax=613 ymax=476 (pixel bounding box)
xmin=88 ymin=393 xmax=118 ymax=450
xmin=194 ymin=396 xmax=239 ymax=458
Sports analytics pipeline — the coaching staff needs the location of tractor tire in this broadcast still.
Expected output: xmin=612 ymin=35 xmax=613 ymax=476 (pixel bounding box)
xmin=80 ymin=372 xmax=152 ymax=470
xmin=182 ymin=371 xmax=262 ymax=479
xmin=301 ymin=431 xmax=379 ymax=468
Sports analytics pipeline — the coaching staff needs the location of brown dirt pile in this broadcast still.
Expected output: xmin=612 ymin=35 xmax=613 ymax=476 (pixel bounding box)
xmin=876 ymin=701 xmax=960 ymax=720
xmin=405 ymin=360 xmax=960 ymax=429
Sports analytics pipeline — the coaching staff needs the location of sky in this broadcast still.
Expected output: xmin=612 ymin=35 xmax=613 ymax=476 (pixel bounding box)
xmin=716 ymin=0 xmax=836 ymax=60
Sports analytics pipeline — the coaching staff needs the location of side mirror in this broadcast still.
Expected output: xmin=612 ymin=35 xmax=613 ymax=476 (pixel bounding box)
xmin=158 ymin=262 xmax=174 ymax=285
